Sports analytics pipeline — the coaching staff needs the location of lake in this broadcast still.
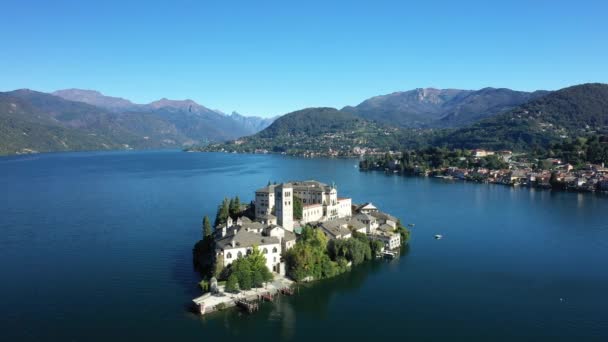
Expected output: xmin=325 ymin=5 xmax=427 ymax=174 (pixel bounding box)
xmin=1 ymin=150 xmax=607 ymax=341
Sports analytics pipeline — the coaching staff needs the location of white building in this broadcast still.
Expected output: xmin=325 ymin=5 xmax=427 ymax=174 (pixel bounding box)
xmin=214 ymin=217 xmax=296 ymax=273
xmin=257 ymin=180 xmax=352 ymax=227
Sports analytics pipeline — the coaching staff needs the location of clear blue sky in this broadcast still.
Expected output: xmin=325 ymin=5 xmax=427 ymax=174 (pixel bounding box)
xmin=1 ymin=0 xmax=606 ymax=117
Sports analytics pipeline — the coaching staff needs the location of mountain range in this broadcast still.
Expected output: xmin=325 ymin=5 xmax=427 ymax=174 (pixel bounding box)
xmin=197 ymin=83 xmax=608 ymax=155
xmin=2 ymin=83 xmax=607 ymax=155
xmin=0 ymin=89 xmax=275 ymax=155
xmin=343 ymin=87 xmax=549 ymax=128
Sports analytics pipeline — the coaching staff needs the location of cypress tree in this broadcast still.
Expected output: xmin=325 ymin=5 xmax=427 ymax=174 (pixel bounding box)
xmin=214 ymin=198 xmax=230 ymax=227
xmin=202 ymin=215 xmax=212 ymax=238
xmin=229 ymin=196 xmax=241 ymax=217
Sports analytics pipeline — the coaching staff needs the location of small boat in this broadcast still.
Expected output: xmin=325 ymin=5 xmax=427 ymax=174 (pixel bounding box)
xmin=408 ymin=223 xmax=415 ymax=227
xmin=434 ymin=234 xmax=443 ymax=239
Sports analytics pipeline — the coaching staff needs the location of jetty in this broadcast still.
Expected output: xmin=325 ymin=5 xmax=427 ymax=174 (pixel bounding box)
xmin=236 ymin=299 xmax=259 ymax=313
xmin=192 ymin=275 xmax=293 ymax=316
xmin=382 ymin=250 xmax=398 ymax=259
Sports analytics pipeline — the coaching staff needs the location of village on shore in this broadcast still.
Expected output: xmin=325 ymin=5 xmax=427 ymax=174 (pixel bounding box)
xmin=361 ymin=149 xmax=608 ymax=193
xmin=192 ymin=180 xmax=408 ymax=316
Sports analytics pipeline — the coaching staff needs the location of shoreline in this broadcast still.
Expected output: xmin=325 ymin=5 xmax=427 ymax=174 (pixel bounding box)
xmin=192 ymin=246 xmax=406 ymax=317
xmin=363 ymin=169 xmax=608 ymax=196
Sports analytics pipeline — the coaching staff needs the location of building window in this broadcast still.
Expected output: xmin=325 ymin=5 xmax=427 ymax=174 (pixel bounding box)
xmin=263 ymin=248 xmax=268 ymax=254
xmin=227 ymin=252 xmax=232 ymax=259
xmin=247 ymin=249 xmax=252 ymax=255
xmin=272 ymin=247 xmax=278 ymax=253
xmin=237 ymin=251 xmax=243 ymax=258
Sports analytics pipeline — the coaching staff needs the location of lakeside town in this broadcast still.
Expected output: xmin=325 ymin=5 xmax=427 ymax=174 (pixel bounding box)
xmin=360 ymin=148 xmax=608 ymax=193
xmin=192 ymin=180 xmax=409 ymax=315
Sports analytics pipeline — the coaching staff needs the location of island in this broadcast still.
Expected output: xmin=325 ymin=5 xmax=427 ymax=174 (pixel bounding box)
xmin=192 ymin=180 xmax=410 ymax=315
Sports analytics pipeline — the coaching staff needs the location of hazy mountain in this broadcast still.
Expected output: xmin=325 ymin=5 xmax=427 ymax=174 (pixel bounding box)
xmin=0 ymin=90 xmax=149 ymax=154
xmin=435 ymin=83 xmax=608 ymax=150
xmin=53 ymin=88 xmax=275 ymax=137
xmin=229 ymin=112 xmax=277 ymax=134
xmin=52 ymin=89 xmax=139 ymax=112
xmin=0 ymin=89 xmax=275 ymax=155
xmin=344 ymin=87 xmax=548 ymax=128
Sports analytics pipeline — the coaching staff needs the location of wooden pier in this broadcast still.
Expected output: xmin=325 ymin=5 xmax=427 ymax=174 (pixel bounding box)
xmin=236 ymin=299 xmax=259 ymax=313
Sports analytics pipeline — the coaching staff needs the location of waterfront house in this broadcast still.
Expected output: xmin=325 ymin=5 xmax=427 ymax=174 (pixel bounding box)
xmin=369 ymin=224 xmax=401 ymax=250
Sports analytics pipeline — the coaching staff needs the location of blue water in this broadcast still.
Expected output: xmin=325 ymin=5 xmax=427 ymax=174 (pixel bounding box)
xmin=1 ymin=151 xmax=607 ymax=341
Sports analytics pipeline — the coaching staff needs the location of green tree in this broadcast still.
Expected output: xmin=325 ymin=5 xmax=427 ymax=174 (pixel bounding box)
xmin=370 ymin=239 xmax=385 ymax=255
xmin=232 ymin=257 xmax=253 ymax=290
xmin=225 ymin=274 xmax=239 ymax=293
xmin=213 ymin=254 xmax=224 ymax=278
xmin=214 ymin=198 xmax=230 ymax=227
xmin=252 ymin=271 xmax=265 ymax=288
xmin=202 ymin=215 xmax=212 ymax=238
xmin=293 ymin=196 xmax=303 ymax=220
xmin=247 ymin=246 xmax=273 ymax=282
xmin=395 ymin=220 xmax=410 ymax=243
xmin=229 ymin=196 xmax=241 ymax=217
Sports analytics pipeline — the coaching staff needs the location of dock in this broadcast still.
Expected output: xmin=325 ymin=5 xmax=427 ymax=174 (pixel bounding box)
xmin=382 ymin=250 xmax=398 ymax=259
xmin=192 ymin=275 xmax=294 ymax=316
xmin=236 ymin=299 xmax=259 ymax=313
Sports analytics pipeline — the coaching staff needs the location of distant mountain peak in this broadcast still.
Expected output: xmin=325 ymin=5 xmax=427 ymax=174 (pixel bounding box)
xmin=345 ymin=87 xmax=549 ymax=128
xmin=53 ymin=88 xmax=137 ymax=112
xmin=146 ymin=98 xmax=209 ymax=112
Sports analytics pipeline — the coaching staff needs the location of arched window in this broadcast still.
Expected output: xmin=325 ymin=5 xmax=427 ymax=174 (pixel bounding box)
xmin=237 ymin=251 xmax=243 ymax=258
xmin=247 ymin=249 xmax=252 ymax=255
xmin=263 ymin=248 xmax=268 ymax=254
xmin=272 ymin=247 xmax=278 ymax=253
xmin=227 ymin=252 xmax=232 ymax=259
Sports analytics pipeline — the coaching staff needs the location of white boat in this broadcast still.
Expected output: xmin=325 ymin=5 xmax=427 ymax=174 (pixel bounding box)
xmin=434 ymin=234 xmax=443 ymax=239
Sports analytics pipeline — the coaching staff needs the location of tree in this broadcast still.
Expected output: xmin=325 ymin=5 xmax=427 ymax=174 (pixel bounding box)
xmin=245 ymin=246 xmax=273 ymax=284
xmin=396 ymin=220 xmax=410 ymax=243
xmin=293 ymin=196 xmax=303 ymax=220
xmin=232 ymin=257 xmax=253 ymax=290
xmin=229 ymin=196 xmax=241 ymax=217
xmin=202 ymin=215 xmax=212 ymax=238
xmin=213 ymin=254 xmax=224 ymax=278
xmin=370 ymin=239 xmax=385 ymax=255
xmin=252 ymin=271 xmax=265 ymax=288
xmin=225 ymin=274 xmax=239 ymax=293
xmin=214 ymin=198 xmax=230 ymax=227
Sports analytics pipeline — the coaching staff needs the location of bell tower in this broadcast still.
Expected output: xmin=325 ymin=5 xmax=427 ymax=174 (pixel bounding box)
xmin=274 ymin=183 xmax=293 ymax=231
